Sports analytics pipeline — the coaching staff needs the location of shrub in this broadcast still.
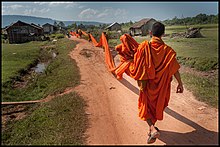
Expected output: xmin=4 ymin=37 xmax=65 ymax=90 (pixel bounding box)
xmin=56 ymin=34 xmax=64 ymax=39
xmin=50 ymin=34 xmax=56 ymax=38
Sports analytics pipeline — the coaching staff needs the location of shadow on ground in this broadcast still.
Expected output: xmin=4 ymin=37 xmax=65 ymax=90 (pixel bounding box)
xmin=117 ymin=78 xmax=219 ymax=145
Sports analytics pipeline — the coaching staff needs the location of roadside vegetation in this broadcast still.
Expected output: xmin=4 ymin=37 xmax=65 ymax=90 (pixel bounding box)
xmin=2 ymin=36 xmax=88 ymax=145
xmin=2 ymin=92 xmax=88 ymax=145
xmin=2 ymin=38 xmax=79 ymax=102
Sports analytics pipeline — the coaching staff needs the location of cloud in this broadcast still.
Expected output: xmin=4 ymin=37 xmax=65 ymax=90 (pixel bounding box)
xmin=38 ymin=8 xmax=50 ymax=13
xmin=5 ymin=4 xmax=23 ymax=10
xmin=33 ymin=2 xmax=48 ymax=5
xmin=96 ymin=8 xmax=128 ymax=20
xmin=97 ymin=13 xmax=108 ymax=18
xmin=78 ymin=5 xmax=85 ymax=9
xmin=77 ymin=7 xmax=128 ymax=22
xmin=34 ymin=2 xmax=76 ymax=7
xmin=65 ymin=3 xmax=78 ymax=9
xmin=78 ymin=8 xmax=98 ymax=19
xmin=24 ymin=8 xmax=50 ymax=15
xmin=114 ymin=9 xmax=127 ymax=16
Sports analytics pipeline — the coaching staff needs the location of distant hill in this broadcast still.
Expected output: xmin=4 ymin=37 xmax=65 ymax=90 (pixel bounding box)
xmin=2 ymin=15 xmax=105 ymax=28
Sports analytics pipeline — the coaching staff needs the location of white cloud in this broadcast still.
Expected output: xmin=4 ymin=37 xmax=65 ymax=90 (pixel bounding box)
xmin=78 ymin=7 xmax=128 ymax=22
xmin=78 ymin=8 xmax=98 ymax=19
xmin=33 ymin=2 xmax=48 ymax=5
xmin=78 ymin=5 xmax=85 ymax=9
xmin=34 ymin=2 xmax=76 ymax=7
xmin=65 ymin=3 xmax=78 ymax=9
xmin=97 ymin=13 xmax=108 ymax=18
xmin=6 ymin=4 xmax=23 ymax=10
xmin=24 ymin=8 xmax=50 ymax=15
xmin=114 ymin=9 xmax=127 ymax=16
xmin=38 ymin=8 xmax=50 ymax=13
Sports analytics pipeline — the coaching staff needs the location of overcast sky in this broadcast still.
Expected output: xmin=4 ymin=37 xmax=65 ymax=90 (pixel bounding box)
xmin=2 ymin=1 xmax=219 ymax=23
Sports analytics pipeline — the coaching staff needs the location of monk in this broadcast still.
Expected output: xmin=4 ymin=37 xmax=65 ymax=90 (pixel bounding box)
xmin=87 ymin=31 xmax=92 ymax=42
xmin=78 ymin=29 xmax=82 ymax=38
xmin=114 ymin=22 xmax=184 ymax=144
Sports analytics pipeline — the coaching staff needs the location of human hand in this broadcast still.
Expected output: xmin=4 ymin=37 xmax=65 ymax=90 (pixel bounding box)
xmin=176 ymin=84 xmax=184 ymax=93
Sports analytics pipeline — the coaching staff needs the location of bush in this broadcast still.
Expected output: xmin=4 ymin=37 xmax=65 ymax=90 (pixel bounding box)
xmin=56 ymin=34 xmax=64 ymax=39
xmin=108 ymin=31 xmax=121 ymax=39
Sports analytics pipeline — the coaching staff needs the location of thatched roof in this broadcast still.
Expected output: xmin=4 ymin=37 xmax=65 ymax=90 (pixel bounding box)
xmin=130 ymin=18 xmax=156 ymax=29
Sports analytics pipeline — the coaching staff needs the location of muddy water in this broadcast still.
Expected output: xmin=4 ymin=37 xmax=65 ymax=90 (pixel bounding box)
xmin=34 ymin=52 xmax=57 ymax=73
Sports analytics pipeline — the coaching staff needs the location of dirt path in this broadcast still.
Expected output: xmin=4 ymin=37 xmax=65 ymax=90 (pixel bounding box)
xmin=69 ymin=36 xmax=218 ymax=145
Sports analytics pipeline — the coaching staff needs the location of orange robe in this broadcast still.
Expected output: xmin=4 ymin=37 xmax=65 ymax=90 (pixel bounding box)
xmin=81 ymin=31 xmax=116 ymax=71
xmin=115 ymin=35 xmax=180 ymax=123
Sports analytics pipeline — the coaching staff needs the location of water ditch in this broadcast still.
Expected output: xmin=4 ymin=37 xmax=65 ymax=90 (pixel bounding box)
xmin=32 ymin=51 xmax=57 ymax=73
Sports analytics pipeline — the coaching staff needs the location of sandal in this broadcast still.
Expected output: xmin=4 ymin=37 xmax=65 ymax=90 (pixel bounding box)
xmin=147 ymin=127 xmax=160 ymax=144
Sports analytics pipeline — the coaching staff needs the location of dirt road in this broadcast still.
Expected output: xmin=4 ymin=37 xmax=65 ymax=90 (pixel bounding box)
xmin=69 ymin=36 xmax=218 ymax=145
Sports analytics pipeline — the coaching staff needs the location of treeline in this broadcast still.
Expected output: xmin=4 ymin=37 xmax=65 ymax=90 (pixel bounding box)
xmin=163 ymin=13 xmax=218 ymax=25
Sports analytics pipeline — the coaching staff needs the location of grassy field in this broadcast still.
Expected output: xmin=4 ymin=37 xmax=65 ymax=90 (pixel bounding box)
xmin=2 ymin=38 xmax=80 ymax=102
xmin=2 ymin=92 xmax=88 ymax=145
xmin=2 ymin=42 xmax=43 ymax=84
xmin=2 ymin=38 xmax=89 ymax=145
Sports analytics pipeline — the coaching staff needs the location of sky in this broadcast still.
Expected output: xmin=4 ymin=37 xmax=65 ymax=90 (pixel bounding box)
xmin=2 ymin=1 xmax=219 ymax=23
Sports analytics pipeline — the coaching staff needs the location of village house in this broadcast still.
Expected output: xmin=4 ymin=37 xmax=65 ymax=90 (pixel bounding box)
xmin=129 ymin=18 xmax=157 ymax=36
xmin=5 ymin=20 xmax=44 ymax=44
xmin=42 ymin=23 xmax=57 ymax=34
xmin=105 ymin=22 xmax=121 ymax=31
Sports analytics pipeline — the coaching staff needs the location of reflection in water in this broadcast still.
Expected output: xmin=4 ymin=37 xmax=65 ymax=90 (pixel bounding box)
xmin=34 ymin=52 xmax=57 ymax=73
xmin=34 ymin=63 xmax=46 ymax=73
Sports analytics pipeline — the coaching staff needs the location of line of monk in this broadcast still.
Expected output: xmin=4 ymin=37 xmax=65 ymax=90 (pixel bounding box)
xmin=68 ymin=22 xmax=184 ymax=144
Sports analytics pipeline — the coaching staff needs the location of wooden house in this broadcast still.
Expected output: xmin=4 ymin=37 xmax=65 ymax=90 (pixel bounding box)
xmin=5 ymin=20 xmax=44 ymax=44
xmin=129 ymin=18 xmax=157 ymax=36
xmin=105 ymin=22 xmax=121 ymax=31
xmin=42 ymin=23 xmax=57 ymax=34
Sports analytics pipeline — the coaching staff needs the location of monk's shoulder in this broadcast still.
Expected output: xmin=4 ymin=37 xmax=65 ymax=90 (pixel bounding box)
xmin=164 ymin=43 xmax=174 ymax=51
xmin=137 ymin=40 xmax=149 ymax=51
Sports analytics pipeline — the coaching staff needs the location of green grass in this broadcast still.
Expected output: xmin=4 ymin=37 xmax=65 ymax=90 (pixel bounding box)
xmin=2 ymin=92 xmax=88 ymax=145
xmin=165 ymin=24 xmax=219 ymax=34
xmin=2 ymin=38 xmax=88 ymax=145
xmin=164 ymin=26 xmax=218 ymax=71
xmin=181 ymin=72 xmax=218 ymax=108
xmin=2 ymin=38 xmax=80 ymax=102
xmin=2 ymin=41 xmax=44 ymax=83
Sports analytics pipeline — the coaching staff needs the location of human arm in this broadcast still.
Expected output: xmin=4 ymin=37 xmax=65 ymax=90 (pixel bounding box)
xmin=174 ymin=70 xmax=184 ymax=93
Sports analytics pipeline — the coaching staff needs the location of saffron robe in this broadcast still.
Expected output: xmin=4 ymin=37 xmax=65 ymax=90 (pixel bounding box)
xmin=115 ymin=34 xmax=180 ymax=123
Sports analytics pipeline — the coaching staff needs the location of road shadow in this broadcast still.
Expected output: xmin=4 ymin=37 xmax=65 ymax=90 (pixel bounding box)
xmin=118 ymin=78 xmax=139 ymax=95
xmin=161 ymin=107 xmax=219 ymax=145
xmin=117 ymin=77 xmax=219 ymax=145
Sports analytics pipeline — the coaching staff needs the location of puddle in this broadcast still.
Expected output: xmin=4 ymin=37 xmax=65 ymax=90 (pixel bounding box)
xmin=33 ymin=52 xmax=57 ymax=73
xmin=34 ymin=63 xmax=47 ymax=73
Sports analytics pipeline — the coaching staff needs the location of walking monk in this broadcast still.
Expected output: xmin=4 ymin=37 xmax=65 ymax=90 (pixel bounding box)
xmin=114 ymin=22 xmax=184 ymax=144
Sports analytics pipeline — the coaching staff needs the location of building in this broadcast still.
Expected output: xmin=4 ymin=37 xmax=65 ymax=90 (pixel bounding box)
xmin=105 ymin=22 xmax=121 ymax=31
xmin=42 ymin=23 xmax=57 ymax=34
xmin=5 ymin=20 xmax=44 ymax=44
xmin=129 ymin=18 xmax=157 ymax=36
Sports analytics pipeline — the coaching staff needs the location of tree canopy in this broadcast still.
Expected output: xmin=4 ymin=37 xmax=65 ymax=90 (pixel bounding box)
xmin=163 ymin=13 xmax=218 ymax=26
